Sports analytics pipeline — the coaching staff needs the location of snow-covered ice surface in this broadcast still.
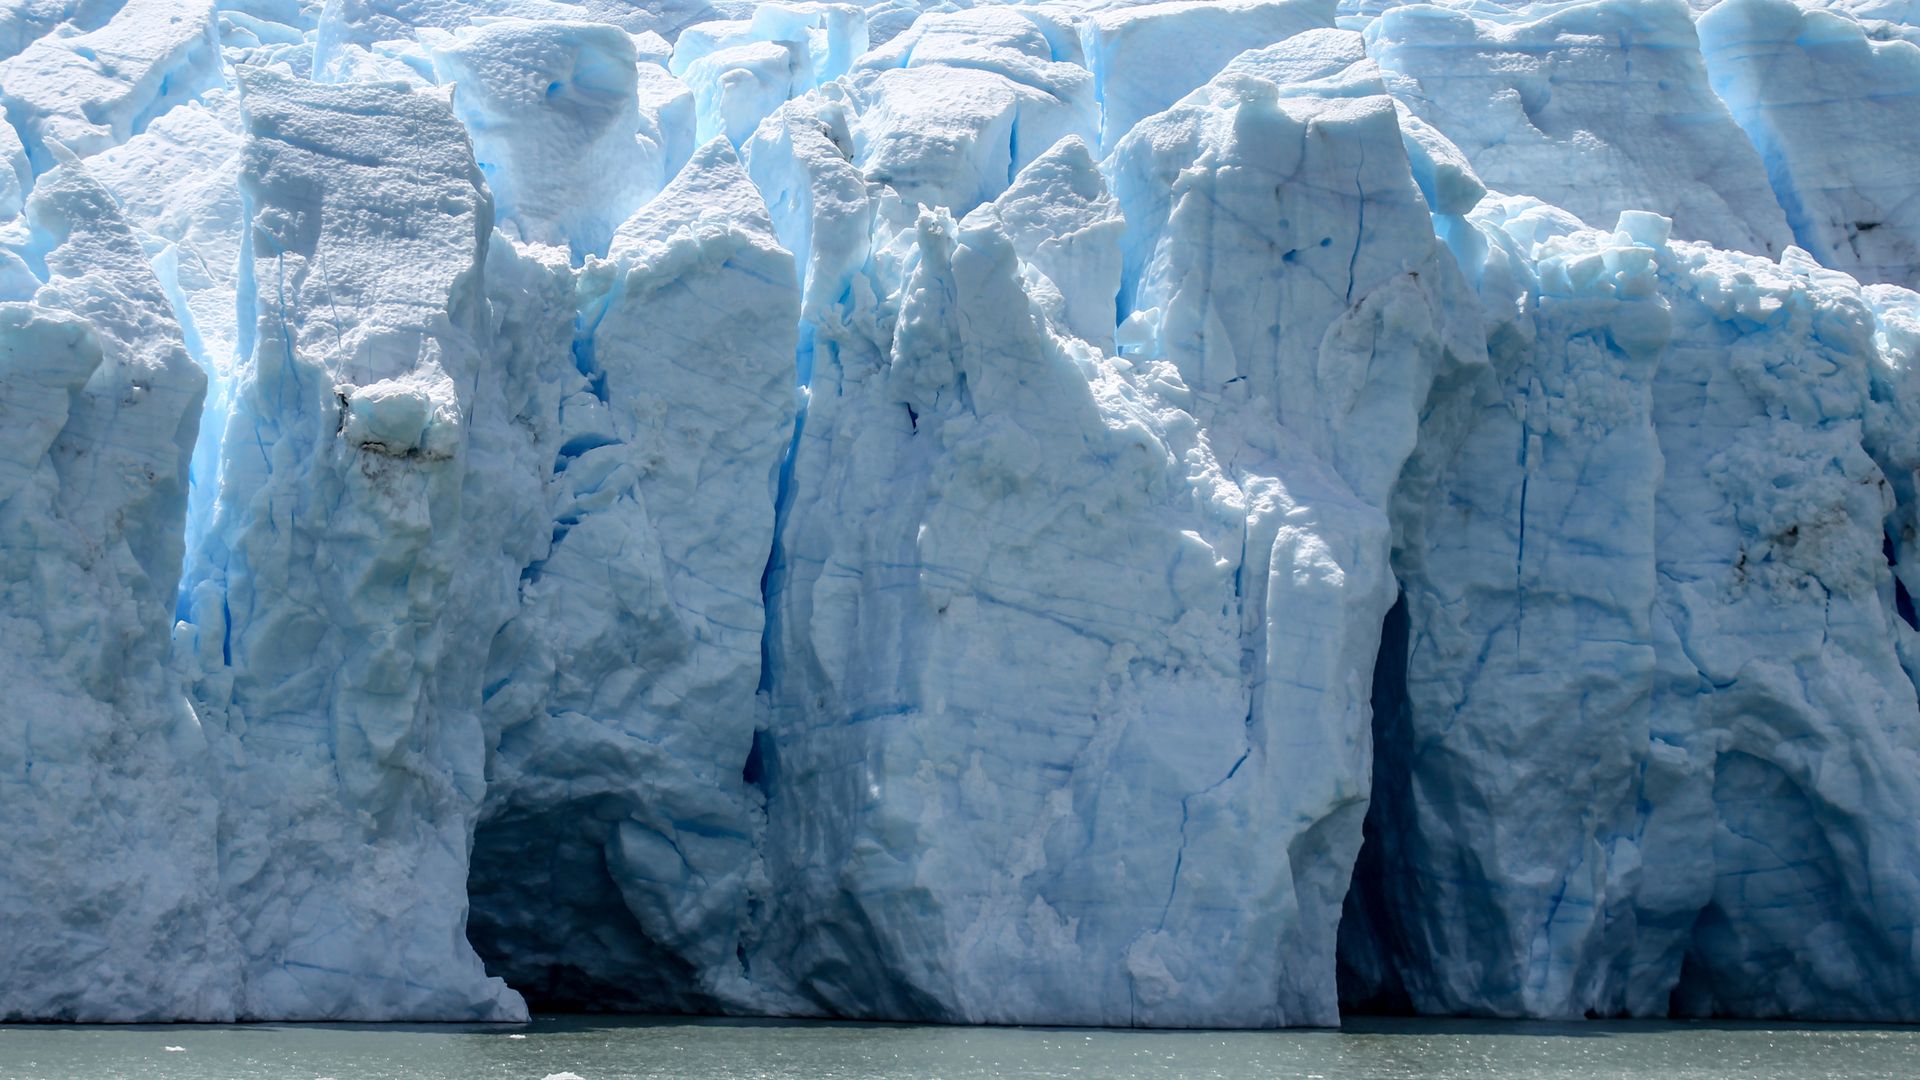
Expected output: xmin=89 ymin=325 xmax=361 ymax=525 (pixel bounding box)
xmin=2 ymin=0 xmax=1920 ymax=1028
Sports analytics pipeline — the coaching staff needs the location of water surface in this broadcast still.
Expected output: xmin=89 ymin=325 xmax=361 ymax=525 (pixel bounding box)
xmin=3 ymin=1015 xmax=1914 ymax=1079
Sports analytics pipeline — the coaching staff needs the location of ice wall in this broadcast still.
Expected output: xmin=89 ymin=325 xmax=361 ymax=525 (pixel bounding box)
xmin=3 ymin=0 xmax=1920 ymax=1029
xmin=0 ymin=164 xmax=227 ymax=1022
xmin=1698 ymin=0 xmax=1920 ymax=289
xmin=467 ymin=135 xmax=800 ymax=1014
xmin=1363 ymin=0 xmax=1793 ymax=256
xmin=172 ymin=67 xmax=523 ymax=1020
xmin=739 ymin=26 xmax=1484 ymax=1025
xmin=1340 ymin=203 xmax=1920 ymax=1021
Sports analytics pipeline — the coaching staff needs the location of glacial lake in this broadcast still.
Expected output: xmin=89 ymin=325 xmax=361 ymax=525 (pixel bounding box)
xmin=3 ymin=1015 xmax=1916 ymax=1079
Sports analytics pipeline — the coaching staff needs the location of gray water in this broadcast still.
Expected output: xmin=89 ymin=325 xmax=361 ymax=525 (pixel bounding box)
xmin=2 ymin=1016 xmax=1915 ymax=1080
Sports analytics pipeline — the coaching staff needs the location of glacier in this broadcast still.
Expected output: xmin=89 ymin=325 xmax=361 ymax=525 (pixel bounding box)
xmin=1 ymin=0 xmax=1919 ymax=1028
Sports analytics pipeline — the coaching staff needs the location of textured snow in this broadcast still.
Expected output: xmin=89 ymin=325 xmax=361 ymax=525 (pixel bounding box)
xmin=429 ymin=19 xmax=682 ymax=258
xmin=3 ymin=0 xmax=1920 ymax=1030
xmin=0 ymin=0 xmax=223 ymax=162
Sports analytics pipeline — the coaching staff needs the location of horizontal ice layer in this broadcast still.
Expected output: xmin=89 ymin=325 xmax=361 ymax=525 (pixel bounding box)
xmin=1366 ymin=0 xmax=1794 ymax=256
xmin=178 ymin=67 xmax=522 ymax=1021
xmin=0 ymin=163 xmax=225 ymax=1021
xmin=1698 ymin=0 xmax=1920 ymax=289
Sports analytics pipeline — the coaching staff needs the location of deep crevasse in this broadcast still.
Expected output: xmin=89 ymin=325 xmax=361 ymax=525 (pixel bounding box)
xmin=0 ymin=0 xmax=1918 ymax=1027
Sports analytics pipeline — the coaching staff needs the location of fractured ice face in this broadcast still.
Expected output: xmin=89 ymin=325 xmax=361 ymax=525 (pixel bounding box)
xmin=4 ymin=0 xmax=1920 ymax=1030
xmin=1342 ymin=203 xmax=1920 ymax=1021
xmin=1699 ymin=0 xmax=1920 ymax=290
xmin=0 ymin=161 xmax=223 ymax=1021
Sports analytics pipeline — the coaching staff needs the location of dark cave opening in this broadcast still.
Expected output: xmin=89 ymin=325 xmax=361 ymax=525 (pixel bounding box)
xmin=741 ymin=728 xmax=773 ymax=796
xmin=1334 ymin=589 xmax=1419 ymax=1016
xmin=466 ymin=802 xmax=710 ymax=1014
xmin=1884 ymin=534 xmax=1918 ymax=631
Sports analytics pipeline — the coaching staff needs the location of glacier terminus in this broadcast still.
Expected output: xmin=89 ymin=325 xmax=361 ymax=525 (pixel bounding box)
xmin=2 ymin=0 xmax=1920 ymax=1029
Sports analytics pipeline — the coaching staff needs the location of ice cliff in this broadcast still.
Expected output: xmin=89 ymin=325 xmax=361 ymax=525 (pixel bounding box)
xmin=2 ymin=0 xmax=1919 ymax=1027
